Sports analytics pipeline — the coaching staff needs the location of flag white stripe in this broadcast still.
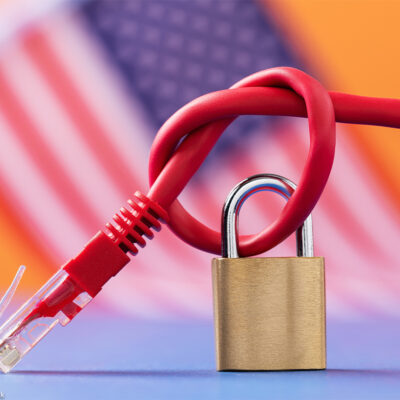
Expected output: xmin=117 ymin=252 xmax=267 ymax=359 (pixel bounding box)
xmin=0 ymin=112 xmax=88 ymax=259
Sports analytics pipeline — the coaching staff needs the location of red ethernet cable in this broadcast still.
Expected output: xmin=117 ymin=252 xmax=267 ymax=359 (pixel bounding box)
xmin=0 ymin=67 xmax=399 ymax=372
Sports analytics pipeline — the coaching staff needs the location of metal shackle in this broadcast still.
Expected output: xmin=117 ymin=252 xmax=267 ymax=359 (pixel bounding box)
xmin=221 ymin=174 xmax=314 ymax=258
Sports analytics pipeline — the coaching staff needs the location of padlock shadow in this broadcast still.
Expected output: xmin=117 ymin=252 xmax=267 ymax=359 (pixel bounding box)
xmin=325 ymin=368 xmax=400 ymax=378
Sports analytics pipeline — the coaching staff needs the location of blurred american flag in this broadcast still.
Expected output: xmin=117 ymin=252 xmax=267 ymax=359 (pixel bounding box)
xmin=0 ymin=0 xmax=398 ymax=320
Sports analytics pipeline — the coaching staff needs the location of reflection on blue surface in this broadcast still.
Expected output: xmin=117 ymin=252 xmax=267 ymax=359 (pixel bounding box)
xmin=1 ymin=313 xmax=400 ymax=399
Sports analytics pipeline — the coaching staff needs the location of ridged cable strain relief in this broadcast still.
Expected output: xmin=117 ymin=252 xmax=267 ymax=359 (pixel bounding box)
xmin=105 ymin=191 xmax=169 ymax=255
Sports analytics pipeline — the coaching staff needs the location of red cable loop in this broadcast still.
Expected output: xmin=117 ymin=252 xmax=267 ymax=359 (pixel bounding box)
xmin=147 ymin=67 xmax=400 ymax=256
xmin=148 ymin=67 xmax=336 ymax=256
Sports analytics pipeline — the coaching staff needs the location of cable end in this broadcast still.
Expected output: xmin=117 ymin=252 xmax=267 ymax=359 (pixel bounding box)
xmin=0 ymin=269 xmax=92 ymax=373
xmin=0 ymin=192 xmax=168 ymax=373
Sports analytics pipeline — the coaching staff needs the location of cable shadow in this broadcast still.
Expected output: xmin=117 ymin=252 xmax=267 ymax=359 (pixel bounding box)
xmin=13 ymin=369 xmax=215 ymax=378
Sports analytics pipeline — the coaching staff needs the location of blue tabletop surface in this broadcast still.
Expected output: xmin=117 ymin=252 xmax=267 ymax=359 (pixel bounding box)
xmin=1 ymin=313 xmax=399 ymax=399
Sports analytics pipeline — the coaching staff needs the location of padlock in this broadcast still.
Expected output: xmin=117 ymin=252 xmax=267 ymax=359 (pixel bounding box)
xmin=212 ymin=174 xmax=326 ymax=371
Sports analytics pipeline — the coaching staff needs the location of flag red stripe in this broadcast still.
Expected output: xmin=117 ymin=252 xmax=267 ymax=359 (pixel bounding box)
xmin=22 ymin=28 xmax=143 ymax=200
xmin=0 ymin=68 xmax=100 ymax=234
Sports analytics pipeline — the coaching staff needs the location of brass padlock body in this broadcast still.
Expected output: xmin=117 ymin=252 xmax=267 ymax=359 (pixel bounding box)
xmin=212 ymin=257 xmax=326 ymax=371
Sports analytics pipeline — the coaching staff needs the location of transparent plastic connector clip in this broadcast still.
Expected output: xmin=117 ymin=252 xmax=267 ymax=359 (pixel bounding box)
xmin=0 ymin=268 xmax=92 ymax=373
